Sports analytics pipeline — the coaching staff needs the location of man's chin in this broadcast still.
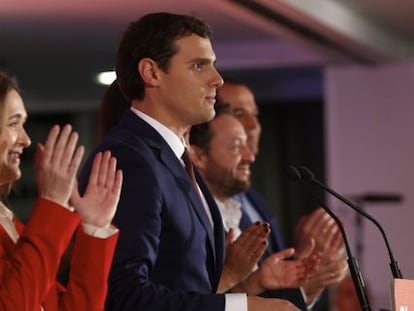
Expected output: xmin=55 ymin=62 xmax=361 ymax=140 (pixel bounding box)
xmin=225 ymin=181 xmax=250 ymax=197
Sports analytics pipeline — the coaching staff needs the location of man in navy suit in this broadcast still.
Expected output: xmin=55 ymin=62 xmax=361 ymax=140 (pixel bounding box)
xmin=189 ymin=105 xmax=319 ymax=310
xmin=79 ymin=12 xmax=299 ymax=311
xmin=216 ymin=79 xmax=348 ymax=308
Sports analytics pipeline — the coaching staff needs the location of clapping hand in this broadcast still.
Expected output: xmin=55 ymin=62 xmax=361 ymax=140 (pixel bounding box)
xmin=71 ymin=151 xmax=123 ymax=228
xmin=35 ymin=124 xmax=84 ymax=207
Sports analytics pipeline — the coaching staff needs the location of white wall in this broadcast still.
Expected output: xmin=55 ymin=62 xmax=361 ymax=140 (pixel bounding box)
xmin=325 ymin=61 xmax=414 ymax=310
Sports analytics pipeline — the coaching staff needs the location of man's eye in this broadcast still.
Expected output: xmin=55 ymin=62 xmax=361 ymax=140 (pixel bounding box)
xmin=194 ymin=63 xmax=203 ymax=71
xmin=233 ymin=110 xmax=245 ymax=118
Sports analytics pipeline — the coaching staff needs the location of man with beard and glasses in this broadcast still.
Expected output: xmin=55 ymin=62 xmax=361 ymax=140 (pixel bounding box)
xmin=189 ymin=105 xmax=319 ymax=309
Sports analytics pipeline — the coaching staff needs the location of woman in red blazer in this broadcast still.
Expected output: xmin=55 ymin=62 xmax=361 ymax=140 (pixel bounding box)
xmin=0 ymin=71 xmax=123 ymax=310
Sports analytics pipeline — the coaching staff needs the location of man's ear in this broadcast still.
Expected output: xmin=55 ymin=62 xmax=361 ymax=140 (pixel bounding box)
xmin=138 ymin=58 xmax=160 ymax=86
xmin=188 ymin=145 xmax=208 ymax=170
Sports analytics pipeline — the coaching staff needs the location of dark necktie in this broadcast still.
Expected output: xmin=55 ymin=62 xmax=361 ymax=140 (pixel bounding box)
xmin=181 ymin=148 xmax=198 ymax=190
xmin=182 ymin=148 xmax=225 ymax=285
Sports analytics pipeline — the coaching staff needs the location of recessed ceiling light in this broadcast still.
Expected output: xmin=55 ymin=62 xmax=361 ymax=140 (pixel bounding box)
xmin=95 ymin=71 xmax=116 ymax=86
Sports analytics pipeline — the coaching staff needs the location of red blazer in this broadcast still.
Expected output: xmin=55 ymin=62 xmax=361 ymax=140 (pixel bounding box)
xmin=0 ymin=198 xmax=118 ymax=311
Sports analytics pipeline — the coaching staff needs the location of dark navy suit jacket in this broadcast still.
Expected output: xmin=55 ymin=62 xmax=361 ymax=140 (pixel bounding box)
xmin=79 ymin=111 xmax=226 ymax=311
xmin=239 ymin=189 xmax=309 ymax=311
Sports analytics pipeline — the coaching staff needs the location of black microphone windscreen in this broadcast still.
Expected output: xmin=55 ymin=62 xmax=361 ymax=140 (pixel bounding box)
xmin=287 ymin=166 xmax=301 ymax=182
xmin=297 ymin=166 xmax=314 ymax=182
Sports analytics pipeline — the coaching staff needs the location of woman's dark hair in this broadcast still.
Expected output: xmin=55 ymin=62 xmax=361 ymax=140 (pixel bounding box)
xmin=0 ymin=71 xmax=20 ymax=111
xmin=0 ymin=71 xmax=21 ymax=201
xmin=98 ymin=79 xmax=130 ymax=140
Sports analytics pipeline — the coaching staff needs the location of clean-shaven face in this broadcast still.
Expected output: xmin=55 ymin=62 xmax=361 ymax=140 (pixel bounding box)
xmin=157 ymin=34 xmax=224 ymax=129
xmin=218 ymin=83 xmax=262 ymax=155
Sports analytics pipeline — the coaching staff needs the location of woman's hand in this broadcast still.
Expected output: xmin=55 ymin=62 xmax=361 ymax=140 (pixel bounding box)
xmin=35 ymin=124 xmax=84 ymax=207
xmin=71 ymin=151 xmax=123 ymax=228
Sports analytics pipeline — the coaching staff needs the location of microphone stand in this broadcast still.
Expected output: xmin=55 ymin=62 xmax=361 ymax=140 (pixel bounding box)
xmin=297 ymin=166 xmax=403 ymax=279
xmin=354 ymin=197 xmax=364 ymax=263
xmin=288 ymin=166 xmax=372 ymax=311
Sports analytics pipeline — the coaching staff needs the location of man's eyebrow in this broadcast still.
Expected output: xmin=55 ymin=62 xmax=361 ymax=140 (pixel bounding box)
xmin=187 ymin=57 xmax=215 ymax=64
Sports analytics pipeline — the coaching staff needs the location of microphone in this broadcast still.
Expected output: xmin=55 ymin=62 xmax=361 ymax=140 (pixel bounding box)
xmin=297 ymin=165 xmax=403 ymax=279
xmin=288 ymin=166 xmax=372 ymax=311
xmin=356 ymin=193 xmax=402 ymax=203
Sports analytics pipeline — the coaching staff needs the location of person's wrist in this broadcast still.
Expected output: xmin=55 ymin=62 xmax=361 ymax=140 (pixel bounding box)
xmin=82 ymin=219 xmax=111 ymax=228
xmin=255 ymin=270 xmax=267 ymax=293
xmin=222 ymin=265 xmax=240 ymax=289
xmin=242 ymin=270 xmax=263 ymax=295
xmin=77 ymin=213 xmax=112 ymax=228
xmin=82 ymin=223 xmax=118 ymax=238
xmin=40 ymin=195 xmax=70 ymax=209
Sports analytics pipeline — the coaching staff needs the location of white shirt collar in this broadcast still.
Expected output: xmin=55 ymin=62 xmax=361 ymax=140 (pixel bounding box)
xmin=0 ymin=201 xmax=13 ymax=221
xmin=0 ymin=201 xmax=19 ymax=243
xmin=131 ymin=107 xmax=185 ymax=159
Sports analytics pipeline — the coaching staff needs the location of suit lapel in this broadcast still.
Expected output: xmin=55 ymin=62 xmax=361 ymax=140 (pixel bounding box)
xmin=195 ymin=169 xmax=225 ymax=289
xmin=156 ymin=138 xmax=224 ymax=289
xmin=158 ymin=148 xmax=217 ymax=253
xmin=120 ymin=111 xmax=223 ymax=284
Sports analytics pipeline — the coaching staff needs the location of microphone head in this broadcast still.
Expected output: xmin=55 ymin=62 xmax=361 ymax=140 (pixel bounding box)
xmin=297 ymin=166 xmax=315 ymax=182
xmin=357 ymin=193 xmax=402 ymax=203
xmin=287 ymin=165 xmax=301 ymax=182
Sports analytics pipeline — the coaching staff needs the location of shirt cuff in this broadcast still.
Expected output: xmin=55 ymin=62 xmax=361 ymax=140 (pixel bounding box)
xmin=300 ymin=286 xmax=321 ymax=310
xmin=225 ymin=293 xmax=247 ymax=311
xmin=82 ymin=223 xmax=118 ymax=238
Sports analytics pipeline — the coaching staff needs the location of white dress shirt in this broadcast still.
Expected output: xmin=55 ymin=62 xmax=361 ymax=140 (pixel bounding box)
xmin=214 ymin=198 xmax=242 ymax=241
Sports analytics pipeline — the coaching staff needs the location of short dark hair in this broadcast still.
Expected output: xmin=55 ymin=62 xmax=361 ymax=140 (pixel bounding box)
xmin=116 ymin=12 xmax=212 ymax=101
xmin=189 ymin=104 xmax=232 ymax=152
